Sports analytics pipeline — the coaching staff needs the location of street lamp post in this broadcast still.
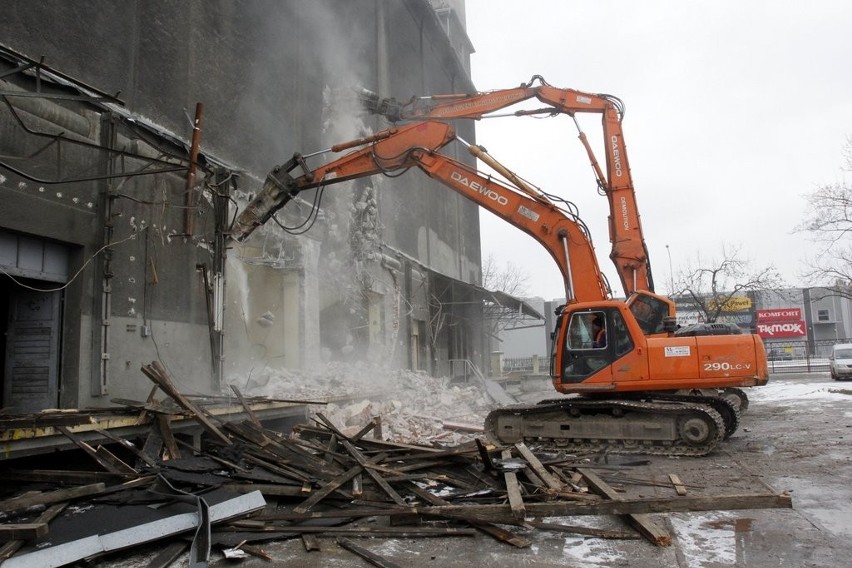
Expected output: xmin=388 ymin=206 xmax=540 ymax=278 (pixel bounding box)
xmin=665 ymin=244 xmax=674 ymax=294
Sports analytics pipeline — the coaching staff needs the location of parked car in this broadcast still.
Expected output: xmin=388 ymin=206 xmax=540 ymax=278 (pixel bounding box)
xmin=829 ymin=343 xmax=852 ymax=380
xmin=768 ymin=348 xmax=794 ymax=361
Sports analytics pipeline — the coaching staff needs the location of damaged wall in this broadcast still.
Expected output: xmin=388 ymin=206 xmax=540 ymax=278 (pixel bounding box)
xmin=0 ymin=0 xmax=483 ymax=411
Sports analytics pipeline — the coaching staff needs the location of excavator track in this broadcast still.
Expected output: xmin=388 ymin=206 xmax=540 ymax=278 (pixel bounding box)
xmin=484 ymin=398 xmax=727 ymax=457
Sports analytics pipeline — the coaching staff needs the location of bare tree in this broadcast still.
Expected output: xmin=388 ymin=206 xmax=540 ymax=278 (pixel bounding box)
xmin=481 ymin=254 xmax=534 ymax=335
xmin=673 ymin=244 xmax=783 ymax=324
xmin=798 ymin=137 xmax=852 ymax=297
xmin=482 ymin=254 xmax=529 ymax=298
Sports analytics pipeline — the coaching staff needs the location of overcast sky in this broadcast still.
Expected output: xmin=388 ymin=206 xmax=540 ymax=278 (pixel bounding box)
xmin=463 ymin=0 xmax=852 ymax=301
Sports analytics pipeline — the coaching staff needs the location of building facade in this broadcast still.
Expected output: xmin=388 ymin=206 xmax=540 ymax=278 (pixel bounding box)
xmin=0 ymin=0 xmax=487 ymax=413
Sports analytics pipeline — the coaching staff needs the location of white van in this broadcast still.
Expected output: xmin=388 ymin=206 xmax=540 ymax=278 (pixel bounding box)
xmin=829 ymin=343 xmax=852 ymax=380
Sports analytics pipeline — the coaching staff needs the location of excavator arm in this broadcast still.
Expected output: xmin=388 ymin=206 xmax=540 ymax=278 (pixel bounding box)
xmin=361 ymin=75 xmax=654 ymax=297
xmin=233 ymin=120 xmax=609 ymax=303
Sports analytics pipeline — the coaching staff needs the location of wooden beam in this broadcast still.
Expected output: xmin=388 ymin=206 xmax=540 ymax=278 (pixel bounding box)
xmin=230 ymin=384 xmax=261 ymax=427
xmin=251 ymin=492 xmax=792 ymax=524
xmin=0 ymin=504 xmax=66 ymax=561
xmin=577 ymin=468 xmax=671 ymax=547
xmin=337 ymin=538 xmax=402 ymax=568
xmin=514 ymin=442 xmax=564 ymax=492
xmin=526 ymin=520 xmax=640 ymax=540
xmin=502 ymin=449 xmax=526 ymax=519
xmin=0 ymin=483 xmax=106 ymax=517
xmin=293 ymin=464 xmax=364 ymax=513
xmin=669 ymin=473 xmax=688 ymax=496
xmin=55 ymin=426 xmax=135 ymax=475
xmin=0 ymin=523 xmax=48 ymax=542
xmin=155 ymin=414 xmax=183 ymax=460
xmin=141 ymin=361 xmax=231 ymax=446
xmin=341 ymin=440 xmax=407 ymax=506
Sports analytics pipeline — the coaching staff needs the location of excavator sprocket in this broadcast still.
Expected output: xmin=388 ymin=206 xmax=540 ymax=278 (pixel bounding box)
xmin=484 ymin=398 xmax=726 ymax=457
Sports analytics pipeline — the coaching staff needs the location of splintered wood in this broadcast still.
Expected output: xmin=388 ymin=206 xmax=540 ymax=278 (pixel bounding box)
xmin=0 ymin=361 xmax=794 ymax=565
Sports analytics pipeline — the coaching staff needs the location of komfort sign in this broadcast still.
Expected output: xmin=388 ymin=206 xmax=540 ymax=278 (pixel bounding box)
xmin=756 ymin=308 xmax=806 ymax=338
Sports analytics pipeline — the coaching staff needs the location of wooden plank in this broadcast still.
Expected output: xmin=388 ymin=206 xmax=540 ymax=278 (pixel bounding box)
xmin=337 ymin=538 xmax=403 ymax=568
xmin=502 ymin=449 xmax=526 ymax=519
xmin=94 ymin=428 xmax=158 ymax=468
xmin=341 ymin=440 xmax=407 ymax=506
xmin=140 ymin=362 xmax=231 ymax=445
xmin=0 ymin=470 xmax=132 ymax=485
xmin=228 ymin=524 xmax=477 ymax=537
xmin=54 ymin=426 xmax=130 ymax=475
xmin=230 ymin=384 xmax=261 ymax=427
xmin=250 ymin=492 xmax=792 ymax=525
xmin=136 ymin=385 xmax=160 ymax=425
xmin=0 ymin=504 xmax=66 ymax=561
xmin=473 ymin=523 xmax=532 ymax=548
xmin=293 ymin=450 xmax=388 ymax=514
xmin=350 ymin=417 xmax=379 ymax=442
xmin=223 ymin=484 xmax=307 ymax=497
xmin=0 ymin=483 xmax=106 ymax=517
xmin=669 ymin=473 xmax=688 ymax=496
xmin=293 ymin=465 xmax=364 ymax=513
xmin=526 ymin=520 xmax=641 ymax=540
xmin=577 ymin=467 xmax=672 ymax=547
xmin=94 ymin=446 xmax=138 ymax=475
xmin=440 ymin=420 xmax=483 ymax=433
xmin=0 ymin=523 xmax=48 ymax=542
xmin=514 ymin=443 xmax=564 ymax=491
xmin=372 ymin=416 xmax=383 ymax=440
xmin=156 ymin=414 xmax=183 ymax=460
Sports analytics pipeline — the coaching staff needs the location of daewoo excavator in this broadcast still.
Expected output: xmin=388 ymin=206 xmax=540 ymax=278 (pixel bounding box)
xmin=232 ymin=77 xmax=768 ymax=456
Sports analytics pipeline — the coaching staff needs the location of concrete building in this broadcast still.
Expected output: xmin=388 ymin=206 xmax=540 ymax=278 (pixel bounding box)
xmin=1 ymin=0 xmax=487 ymax=414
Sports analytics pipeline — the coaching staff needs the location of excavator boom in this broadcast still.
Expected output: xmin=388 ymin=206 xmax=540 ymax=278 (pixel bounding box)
xmin=362 ymin=75 xmax=653 ymax=297
xmin=234 ymin=120 xmax=609 ymax=302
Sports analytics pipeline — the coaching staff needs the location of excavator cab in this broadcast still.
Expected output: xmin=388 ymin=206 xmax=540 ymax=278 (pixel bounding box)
xmin=626 ymin=291 xmax=678 ymax=335
xmin=555 ymin=306 xmax=636 ymax=385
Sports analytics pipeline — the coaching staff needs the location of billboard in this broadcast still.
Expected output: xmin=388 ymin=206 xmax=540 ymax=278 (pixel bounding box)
xmin=757 ymin=321 xmax=806 ymax=338
xmin=757 ymin=308 xmax=802 ymax=322
xmin=755 ymin=307 xmax=806 ymax=338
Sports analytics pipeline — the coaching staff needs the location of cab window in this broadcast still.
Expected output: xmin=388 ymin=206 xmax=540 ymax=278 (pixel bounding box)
xmin=629 ymin=293 xmax=669 ymax=335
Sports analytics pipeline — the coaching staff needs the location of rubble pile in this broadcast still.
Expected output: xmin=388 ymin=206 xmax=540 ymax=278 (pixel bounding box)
xmin=239 ymin=361 xmax=494 ymax=444
xmin=0 ymin=361 xmax=794 ymax=567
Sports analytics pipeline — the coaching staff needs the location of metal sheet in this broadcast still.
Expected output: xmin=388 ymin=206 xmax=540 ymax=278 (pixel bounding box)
xmin=3 ymin=491 xmax=265 ymax=568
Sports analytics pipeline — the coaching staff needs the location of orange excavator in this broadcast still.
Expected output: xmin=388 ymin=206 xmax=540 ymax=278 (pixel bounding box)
xmin=233 ymin=76 xmax=768 ymax=456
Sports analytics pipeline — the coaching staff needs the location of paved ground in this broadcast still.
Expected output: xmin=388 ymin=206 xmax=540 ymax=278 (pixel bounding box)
xmin=112 ymin=371 xmax=852 ymax=567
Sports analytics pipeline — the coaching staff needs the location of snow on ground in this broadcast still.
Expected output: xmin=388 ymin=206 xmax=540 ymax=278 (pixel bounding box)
xmin=748 ymin=380 xmax=852 ymax=405
xmin=233 ymin=361 xmax=495 ymax=445
xmin=668 ymin=512 xmax=738 ymax=568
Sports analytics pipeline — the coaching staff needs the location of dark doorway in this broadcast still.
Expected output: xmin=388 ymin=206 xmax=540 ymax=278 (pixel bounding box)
xmin=1 ymin=279 xmax=62 ymax=412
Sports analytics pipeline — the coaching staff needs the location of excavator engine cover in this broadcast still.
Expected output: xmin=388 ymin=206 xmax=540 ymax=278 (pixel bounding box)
xmin=675 ymin=322 xmax=743 ymax=337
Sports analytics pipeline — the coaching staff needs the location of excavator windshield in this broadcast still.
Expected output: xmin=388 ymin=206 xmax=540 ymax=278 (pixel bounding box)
xmin=626 ymin=292 xmax=673 ymax=335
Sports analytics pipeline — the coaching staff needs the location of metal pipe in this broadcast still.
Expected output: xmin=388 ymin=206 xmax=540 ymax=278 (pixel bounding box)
xmin=560 ymin=231 xmax=575 ymax=302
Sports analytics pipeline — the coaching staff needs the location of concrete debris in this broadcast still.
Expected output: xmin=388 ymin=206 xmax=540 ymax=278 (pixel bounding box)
xmin=239 ymin=361 xmax=494 ymax=445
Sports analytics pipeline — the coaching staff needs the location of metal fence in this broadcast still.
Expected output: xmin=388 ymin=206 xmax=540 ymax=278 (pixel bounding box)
xmin=503 ymin=339 xmax=845 ymax=375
